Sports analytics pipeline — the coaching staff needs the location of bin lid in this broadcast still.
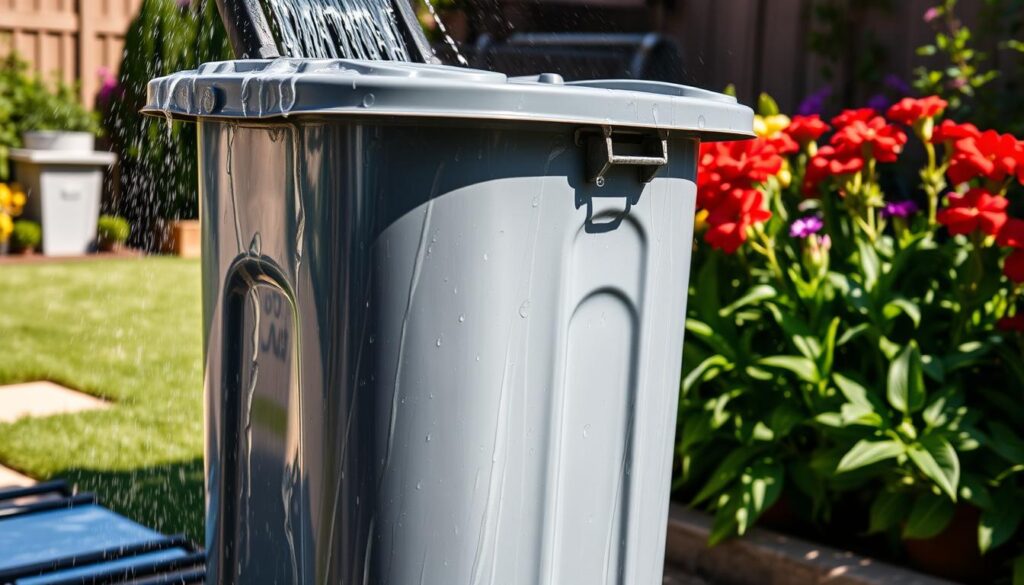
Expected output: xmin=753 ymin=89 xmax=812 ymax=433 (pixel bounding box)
xmin=144 ymin=59 xmax=752 ymax=140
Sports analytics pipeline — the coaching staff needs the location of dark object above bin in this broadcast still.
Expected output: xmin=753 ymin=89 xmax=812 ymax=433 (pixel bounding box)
xmin=467 ymin=33 xmax=685 ymax=82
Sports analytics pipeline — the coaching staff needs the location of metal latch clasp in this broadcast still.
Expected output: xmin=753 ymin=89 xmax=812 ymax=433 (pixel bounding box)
xmin=578 ymin=126 xmax=668 ymax=186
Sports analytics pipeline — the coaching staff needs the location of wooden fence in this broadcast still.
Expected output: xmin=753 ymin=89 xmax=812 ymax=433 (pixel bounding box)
xmin=0 ymin=0 xmax=142 ymax=107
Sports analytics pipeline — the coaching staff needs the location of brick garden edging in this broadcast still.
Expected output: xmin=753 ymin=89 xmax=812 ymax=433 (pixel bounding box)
xmin=665 ymin=504 xmax=958 ymax=585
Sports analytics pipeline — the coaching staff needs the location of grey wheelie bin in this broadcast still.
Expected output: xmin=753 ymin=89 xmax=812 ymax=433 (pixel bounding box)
xmin=145 ymin=59 xmax=752 ymax=585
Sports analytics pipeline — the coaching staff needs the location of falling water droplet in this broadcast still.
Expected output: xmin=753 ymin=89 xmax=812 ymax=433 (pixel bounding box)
xmin=369 ymin=335 xmax=375 ymax=344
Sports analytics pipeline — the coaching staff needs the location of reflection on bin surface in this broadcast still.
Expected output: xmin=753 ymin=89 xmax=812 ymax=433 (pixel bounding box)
xmin=145 ymin=58 xmax=752 ymax=585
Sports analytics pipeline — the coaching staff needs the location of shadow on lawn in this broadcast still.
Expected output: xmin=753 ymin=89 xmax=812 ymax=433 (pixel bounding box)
xmin=56 ymin=458 xmax=205 ymax=543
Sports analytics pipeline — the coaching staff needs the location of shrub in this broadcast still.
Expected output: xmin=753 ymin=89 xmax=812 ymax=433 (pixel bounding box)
xmin=104 ymin=0 xmax=230 ymax=249
xmin=677 ymin=93 xmax=1024 ymax=581
xmin=0 ymin=54 xmax=101 ymax=180
xmin=11 ymin=220 xmax=41 ymax=252
xmin=97 ymin=215 xmax=130 ymax=245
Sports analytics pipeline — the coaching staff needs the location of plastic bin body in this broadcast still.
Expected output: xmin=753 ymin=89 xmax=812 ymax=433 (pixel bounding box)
xmin=147 ymin=59 xmax=751 ymax=585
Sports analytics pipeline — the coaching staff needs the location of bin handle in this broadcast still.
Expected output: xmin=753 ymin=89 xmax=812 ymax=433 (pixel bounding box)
xmin=578 ymin=126 xmax=668 ymax=186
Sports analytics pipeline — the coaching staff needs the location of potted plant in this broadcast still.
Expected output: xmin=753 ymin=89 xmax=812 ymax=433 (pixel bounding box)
xmin=675 ymin=94 xmax=1024 ymax=583
xmin=97 ymin=215 xmax=130 ymax=252
xmin=10 ymin=220 xmax=41 ymax=255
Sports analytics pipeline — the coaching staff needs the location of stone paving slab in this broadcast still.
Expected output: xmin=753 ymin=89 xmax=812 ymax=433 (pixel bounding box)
xmin=0 ymin=381 xmax=109 ymax=423
xmin=0 ymin=465 xmax=35 ymax=488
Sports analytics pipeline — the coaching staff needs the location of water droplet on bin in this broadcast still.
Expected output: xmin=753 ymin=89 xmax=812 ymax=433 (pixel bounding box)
xmin=458 ymin=314 xmax=465 ymax=323
xmin=482 ymin=253 xmax=488 ymax=261
xmin=518 ymin=301 xmax=530 ymax=318
xmin=362 ymin=93 xmax=375 ymax=107
xmin=416 ymin=481 xmax=423 ymax=490
xmin=698 ymin=115 xmax=706 ymax=129
xmin=426 ymin=433 xmax=432 ymax=442
xmin=435 ymin=336 xmax=442 ymax=347
xmin=531 ymin=196 xmax=539 ymax=208
xmin=583 ymin=424 xmax=591 ymax=438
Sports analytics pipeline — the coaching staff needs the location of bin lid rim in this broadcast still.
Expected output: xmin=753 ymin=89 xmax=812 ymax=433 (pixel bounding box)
xmin=143 ymin=58 xmax=753 ymax=140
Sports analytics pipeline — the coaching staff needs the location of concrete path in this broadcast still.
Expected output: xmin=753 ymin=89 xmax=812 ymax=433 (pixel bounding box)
xmin=0 ymin=381 xmax=109 ymax=423
xmin=0 ymin=464 xmax=34 ymax=487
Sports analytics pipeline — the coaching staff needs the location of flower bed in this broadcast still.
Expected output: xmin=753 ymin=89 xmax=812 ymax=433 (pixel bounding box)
xmin=677 ymin=95 xmax=1024 ymax=583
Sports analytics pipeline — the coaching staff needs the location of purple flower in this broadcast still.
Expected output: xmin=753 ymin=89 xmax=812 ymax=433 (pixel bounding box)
xmin=797 ymin=86 xmax=833 ymax=117
xmin=882 ymin=200 xmax=919 ymax=218
xmin=923 ymin=6 xmax=941 ymax=22
xmin=790 ymin=216 xmax=824 ymax=238
xmin=884 ymin=74 xmax=912 ymax=96
xmin=867 ymin=93 xmax=891 ymax=112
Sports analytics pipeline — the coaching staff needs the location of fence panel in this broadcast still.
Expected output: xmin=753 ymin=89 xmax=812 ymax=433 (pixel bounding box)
xmin=0 ymin=0 xmax=142 ymax=107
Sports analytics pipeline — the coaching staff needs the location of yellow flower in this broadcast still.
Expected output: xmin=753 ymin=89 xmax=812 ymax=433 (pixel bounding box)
xmin=753 ymin=114 xmax=791 ymax=138
xmin=10 ymin=190 xmax=26 ymax=216
xmin=0 ymin=184 xmax=10 ymax=211
xmin=694 ymin=208 xmax=709 ymax=232
xmin=0 ymin=212 xmax=13 ymax=242
xmin=777 ymin=159 xmax=793 ymax=188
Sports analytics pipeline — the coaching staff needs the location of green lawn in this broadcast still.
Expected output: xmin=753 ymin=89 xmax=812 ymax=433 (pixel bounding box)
xmin=0 ymin=257 xmax=204 ymax=539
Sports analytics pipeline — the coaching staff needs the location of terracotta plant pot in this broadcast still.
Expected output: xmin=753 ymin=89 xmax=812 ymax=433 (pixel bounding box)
xmin=97 ymin=239 xmax=122 ymax=253
xmin=169 ymin=219 xmax=201 ymax=258
xmin=903 ymin=504 xmax=995 ymax=583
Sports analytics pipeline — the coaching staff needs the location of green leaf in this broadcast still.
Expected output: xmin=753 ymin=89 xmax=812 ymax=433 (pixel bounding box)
xmin=857 ymin=240 xmax=881 ymax=292
xmin=959 ymin=474 xmax=992 ymax=509
xmin=988 ymin=422 xmax=1024 ymax=465
xmin=869 ymin=490 xmax=910 ymax=534
xmin=682 ymin=355 xmax=731 ymax=395
xmin=757 ymin=92 xmax=780 ymax=116
xmin=758 ymin=355 xmax=819 ymax=384
xmin=920 ymin=354 xmax=945 ymax=383
xmin=907 ymin=435 xmax=960 ymax=501
xmin=766 ymin=304 xmax=820 ymax=360
xmin=691 ymin=446 xmax=761 ymax=506
xmin=768 ymin=404 xmax=804 ymax=438
xmin=941 ymin=341 xmax=990 ymax=374
xmin=887 ymin=342 xmax=926 ymax=415
xmin=718 ymin=284 xmax=776 ymax=318
xmin=903 ymin=493 xmax=955 ymax=539
xmin=737 ymin=458 xmax=784 ymax=536
xmin=819 ymin=317 xmax=840 ymax=377
xmin=978 ymin=485 xmax=1024 ymax=553
xmin=833 ymin=372 xmax=872 ymax=409
xmin=837 ymin=439 xmax=905 ymax=473
xmin=883 ymin=297 xmax=921 ymax=328
xmin=1013 ymin=555 xmax=1024 ymax=585
xmin=685 ymin=319 xmax=735 ymax=361
xmin=837 ymin=323 xmax=870 ymax=347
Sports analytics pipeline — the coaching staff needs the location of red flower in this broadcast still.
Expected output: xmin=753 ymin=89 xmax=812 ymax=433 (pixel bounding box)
xmin=785 ymin=115 xmax=830 ymax=144
xmin=698 ymin=139 xmax=783 ymax=209
xmin=936 ymin=188 xmax=1009 ymax=236
xmin=947 ymin=130 xmax=1021 ymax=186
xmin=886 ymin=96 xmax=948 ymax=125
xmin=802 ymin=145 xmax=865 ymax=196
xmin=998 ymin=313 xmax=1024 ymax=332
xmin=766 ymin=132 xmax=800 ymax=156
xmin=1005 ymin=251 xmax=1024 ymax=283
xmin=931 ymin=119 xmax=980 ymax=144
xmin=831 ymin=116 xmax=908 ymax=163
xmin=704 ymin=188 xmax=772 ymax=254
xmin=998 ymin=218 xmax=1024 ymax=249
xmin=832 ymin=108 xmax=877 ymax=128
